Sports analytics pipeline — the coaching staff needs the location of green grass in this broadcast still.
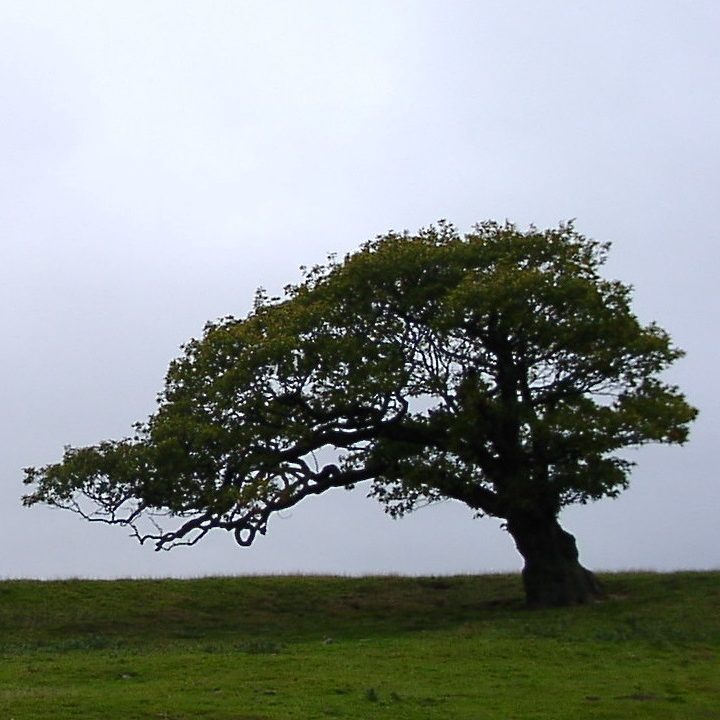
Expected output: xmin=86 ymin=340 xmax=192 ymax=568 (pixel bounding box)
xmin=0 ymin=572 xmax=718 ymax=718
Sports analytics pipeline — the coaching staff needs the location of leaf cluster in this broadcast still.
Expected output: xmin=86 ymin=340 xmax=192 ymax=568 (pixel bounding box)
xmin=23 ymin=221 xmax=697 ymax=547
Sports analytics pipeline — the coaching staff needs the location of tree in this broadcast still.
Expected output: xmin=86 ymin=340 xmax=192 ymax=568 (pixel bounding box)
xmin=23 ymin=221 xmax=697 ymax=606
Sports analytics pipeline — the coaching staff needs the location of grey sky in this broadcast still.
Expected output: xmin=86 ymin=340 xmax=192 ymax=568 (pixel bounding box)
xmin=1 ymin=1 xmax=718 ymax=578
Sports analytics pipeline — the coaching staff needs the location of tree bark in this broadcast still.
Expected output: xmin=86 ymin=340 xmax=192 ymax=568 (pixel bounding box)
xmin=506 ymin=512 xmax=604 ymax=607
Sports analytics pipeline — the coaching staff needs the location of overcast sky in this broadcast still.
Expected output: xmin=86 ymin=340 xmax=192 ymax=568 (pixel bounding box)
xmin=1 ymin=1 xmax=718 ymax=579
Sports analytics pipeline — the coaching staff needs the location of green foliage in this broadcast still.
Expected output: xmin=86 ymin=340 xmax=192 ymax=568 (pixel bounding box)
xmin=23 ymin=221 xmax=696 ymax=551
xmin=0 ymin=573 xmax=718 ymax=719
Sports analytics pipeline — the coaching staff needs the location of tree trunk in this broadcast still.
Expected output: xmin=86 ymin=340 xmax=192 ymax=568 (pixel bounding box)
xmin=506 ymin=512 xmax=604 ymax=607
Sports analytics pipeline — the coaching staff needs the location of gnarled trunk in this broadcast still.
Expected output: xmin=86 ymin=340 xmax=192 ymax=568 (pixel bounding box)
xmin=506 ymin=512 xmax=604 ymax=607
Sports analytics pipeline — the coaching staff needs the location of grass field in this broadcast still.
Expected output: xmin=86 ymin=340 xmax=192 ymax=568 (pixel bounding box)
xmin=0 ymin=572 xmax=718 ymax=719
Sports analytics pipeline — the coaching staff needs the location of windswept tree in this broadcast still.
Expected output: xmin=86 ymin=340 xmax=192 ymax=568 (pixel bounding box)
xmin=24 ymin=221 xmax=696 ymax=606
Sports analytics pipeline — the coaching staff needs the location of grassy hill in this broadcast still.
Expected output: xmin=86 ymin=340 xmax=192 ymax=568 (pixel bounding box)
xmin=1 ymin=572 xmax=718 ymax=718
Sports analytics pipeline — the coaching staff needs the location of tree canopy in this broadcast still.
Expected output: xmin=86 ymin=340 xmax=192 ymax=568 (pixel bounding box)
xmin=24 ymin=221 xmax=697 ymax=606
